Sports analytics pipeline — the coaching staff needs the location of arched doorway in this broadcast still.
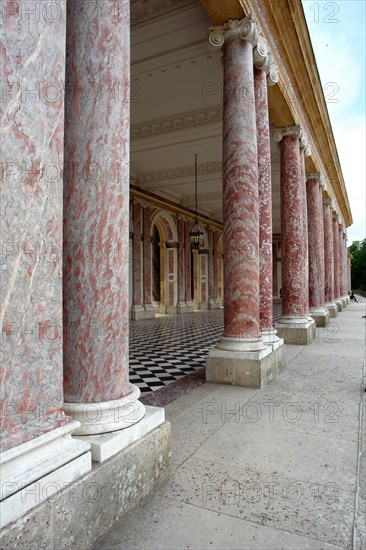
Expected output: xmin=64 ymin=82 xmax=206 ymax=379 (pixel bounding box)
xmin=151 ymin=211 xmax=178 ymax=314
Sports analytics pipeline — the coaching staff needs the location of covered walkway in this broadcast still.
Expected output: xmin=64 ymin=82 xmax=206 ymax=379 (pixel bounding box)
xmin=95 ymin=302 xmax=365 ymax=549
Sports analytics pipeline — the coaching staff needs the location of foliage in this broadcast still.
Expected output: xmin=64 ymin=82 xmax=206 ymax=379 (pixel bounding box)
xmin=348 ymin=239 xmax=366 ymax=292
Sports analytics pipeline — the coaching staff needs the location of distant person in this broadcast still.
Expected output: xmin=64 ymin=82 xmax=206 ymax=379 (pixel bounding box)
xmin=350 ymin=292 xmax=358 ymax=302
xmin=279 ymin=288 xmax=282 ymax=298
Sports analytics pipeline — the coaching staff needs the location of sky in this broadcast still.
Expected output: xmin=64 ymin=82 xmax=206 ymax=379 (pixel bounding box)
xmin=302 ymin=0 xmax=366 ymax=244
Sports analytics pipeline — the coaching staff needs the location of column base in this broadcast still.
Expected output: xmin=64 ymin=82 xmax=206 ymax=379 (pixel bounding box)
xmin=325 ymin=302 xmax=338 ymax=318
xmin=340 ymin=296 xmax=347 ymax=308
xmin=166 ymin=305 xmax=178 ymax=314
xmin=208 ymin=299 xmax=221 ymax=310
xmin=206 ymin=343 xmax=285 ymax=389
xmin=198 ymin=302 xmax=208 ymax=310
xmin=309 ymin=307 xmax=330 ymax=327
xmin=335 ymin=299 xmax=343 ymax=312
xmin=177 ymin=301 xmax=194 ymax=314
xmin=261 ymin=328 xmax=284 ymax=351
xmin=77 ymin=406 xmax=165 ymax=463
xmin=0 ymin=421 xmax=171 ymax=548
xmin=345 ymin=295 xmax=350 ymax=305
xmin=64 ymin=384 xmax=145 ymax=435
xmin=131 ymin=304 xmax=155 ymax=320
xmin=275 ymin=316 xmax=316 ymax=345
xmin=0 ymin=421 xmax=91 ymax=529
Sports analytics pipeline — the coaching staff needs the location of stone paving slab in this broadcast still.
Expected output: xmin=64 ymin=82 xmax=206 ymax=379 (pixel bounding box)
xmin=93 ymin=304 xmax=365 ymax=549
xmin=157 ymin=457 xmax=355 ymax=547
xmin=93 ymin=494 xmax=344 ymax=550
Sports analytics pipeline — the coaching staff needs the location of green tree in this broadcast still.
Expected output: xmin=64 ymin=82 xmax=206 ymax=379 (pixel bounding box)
xmin=348 ymin=239 xmax=366 ymax=292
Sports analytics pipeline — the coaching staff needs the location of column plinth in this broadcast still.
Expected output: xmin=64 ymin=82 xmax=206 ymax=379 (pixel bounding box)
xmin=273 ymin=127 xmax=315 ymax=344
xmin=63 ymin=1 xmax=145 ymax=435
xmin=206 ymin=23 xmax=284 ymax=388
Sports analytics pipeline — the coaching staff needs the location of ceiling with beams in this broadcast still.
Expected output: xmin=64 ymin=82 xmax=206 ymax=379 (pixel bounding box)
xmin=130 ymin=0 xmax=282 ymax=232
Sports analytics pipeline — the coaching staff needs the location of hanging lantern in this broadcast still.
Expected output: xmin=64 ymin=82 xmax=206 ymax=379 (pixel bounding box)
xmin=189 ymin=154 xmax=204 ymax=249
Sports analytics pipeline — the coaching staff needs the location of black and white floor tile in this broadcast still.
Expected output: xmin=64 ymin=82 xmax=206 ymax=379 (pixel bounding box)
xmin=129 ymin=305 xmax=282 ymax=394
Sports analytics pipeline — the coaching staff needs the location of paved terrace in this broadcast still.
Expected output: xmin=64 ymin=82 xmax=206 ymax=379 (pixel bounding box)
xmin=94 ymin=301 xmax=365 ymax=550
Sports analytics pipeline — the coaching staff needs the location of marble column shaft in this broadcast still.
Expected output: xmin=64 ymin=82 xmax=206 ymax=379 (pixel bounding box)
xmin=213 ymin=232 xmax=219 ymax=300
xmin=332 ymin=216 xmax=341 ymax=300
xmin=63 ymin=1 xmax=131 ymax=404
xmin=280 ymin=136 xmax=308 ymax=317
xmin=254 ymin=68 xmax=273 ymax=332
xmin=184 ymin=221 xmax=192 ymax=303
xmin=306 ymin=177 xmax=325 ymax=308
xmin=143 ymin=207 xmax=153 ymax=306
xmin=208 ymin=230 xmax=214 ymax=301
xmin=323 ymin=200 xmax=335 ymax=304
xmin=339 ymin=228 xmax=345 ymax=298
xmin=222 ymin=38 xmax=261 ymax=341
xmin=1 ymin=0 xmax=71 ymax=451
xmin=299 ymin=149 xmax=310 ymax=311
xmin=177 ymin=218 xmax=185 ymax=304
xmin=132 ymin=203 xmax=142 ymax=306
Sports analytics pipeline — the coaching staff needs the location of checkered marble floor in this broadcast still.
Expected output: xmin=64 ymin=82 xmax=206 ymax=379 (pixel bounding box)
xmin=129 ymin=304 xmax=282 ymax=394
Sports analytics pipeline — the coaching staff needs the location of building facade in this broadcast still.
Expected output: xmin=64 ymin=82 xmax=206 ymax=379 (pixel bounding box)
xmin=1 ymin=0 xmax=352 ymax=545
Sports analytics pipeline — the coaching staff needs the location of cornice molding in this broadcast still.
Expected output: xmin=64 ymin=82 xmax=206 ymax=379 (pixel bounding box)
xmin=131 ymin=106 xmax=223 ymax=140
xmin=136 ymin=162 xmax=222 ymax=186
xmin=183 ymin=191 xmax=222 ymax=204
xmin=208 ymin=15 xmax=279 ymax=85
xmin=131 ymin=0 xmax=190 ymax=26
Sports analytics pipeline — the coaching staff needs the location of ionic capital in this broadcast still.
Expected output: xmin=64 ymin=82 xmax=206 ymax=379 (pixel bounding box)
xmin=134 ymin=198 xmax=150 ymax=209
xmin=209 ymin=15 xmax=279 ymax=84
xmin=322 ymin=195 xmax=334 ymax=209
xmin=307 ymin=172 xmax=326 ymax=188
xmin=273 ymin=125 xmax=312 ymax=157
xmin=306 ymin=172 xmax=321 ymax=182
xmin=209 ymin=15 xmax=259 ymax=50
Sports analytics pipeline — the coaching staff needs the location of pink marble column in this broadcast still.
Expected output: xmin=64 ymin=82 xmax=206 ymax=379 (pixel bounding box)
xmin=177 ymin=217 xmax=186 ymax=311
xmin=63 ymin=1 xmax=144 ymax=433
xmin=184 ymin=221 xmax=193 ymax=306
xmin=1 ymin=0 xmax=75 ymax=451
xmin=207 ymin=15 xmax=284 ymax=386
xmin=1 ymin=1 xmax=91 ymax=523
xmin=212 ymin=232 xmax=219 ymax=302
xmin=278 ymin=135 xmax=307 ymax=317
xmin=254 ymin=67 xmax=273 ymax=338
xmin=273 ymin=243 xmax=278 ymax=296
xmin=332 ymin=214 xmax=342 ymax=309
xmin=272 ymin=125 xmax=315 ymax=343
xmin=143 ymin=207 xmax=153 ymax=307
xmin=132 ymin=202 xmax=142 ymax=307
xmin=339 ymin=227 xmax=344 ymax=299
xmin=299 ymin=148 xmax=310 ymax=314
xmin=339 ymin=228 xmax=348 ymax=306
xmin=220 ymin=36 xmax=264 ymax=348
xmin=208 ymin=230 xmax=214 ymax=303
xmin=322 ymin=198 xmax=337 ymax=316
xmin=306 ymin=174 xmax=329 ymax=326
